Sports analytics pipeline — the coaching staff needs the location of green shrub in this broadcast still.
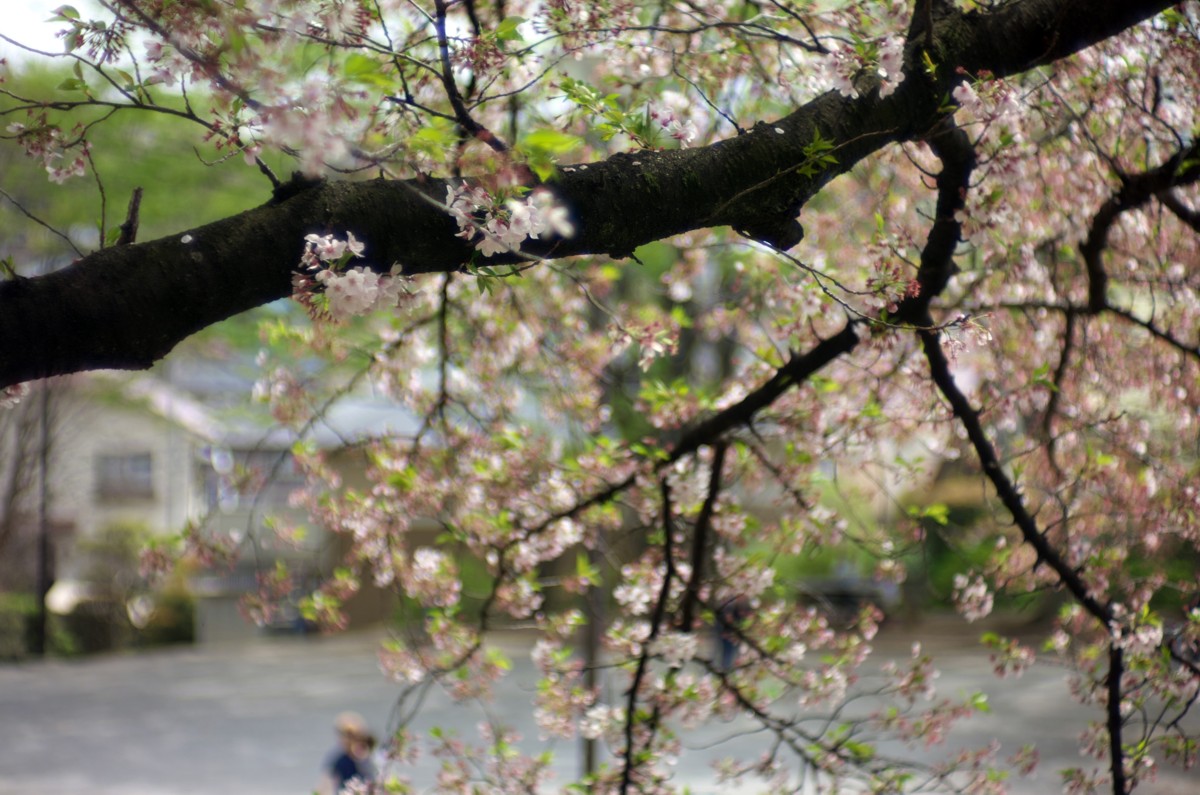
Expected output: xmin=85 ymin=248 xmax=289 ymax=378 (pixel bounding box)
xmin=56 ymin=602 xmax=127 ymax=655
xmin=137 ymin=586 xmax=196 ymax=646
xmin=0 ymin=593 xmax=38 ymax=660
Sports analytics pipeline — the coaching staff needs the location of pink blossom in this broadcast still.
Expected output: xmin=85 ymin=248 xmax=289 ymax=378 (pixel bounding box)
xmin=319 ymin=266 xmax=381 ymax=320
xmin=0 ymin=383 xmax=30 ymax=409
xmin=648 ymin=631 xmax=699 ymax=668
xmin=304 ymin=233 xmax=352 ymax=262
xmin=446 ymin=184 xmax=574 ymax=257
xmin=580 ymin=704 xmax=625 ymax=742
xmin=953 ymin=573 xmax=994 ymax=622
xmin=877 ymin=37 xmax=905 ymax=97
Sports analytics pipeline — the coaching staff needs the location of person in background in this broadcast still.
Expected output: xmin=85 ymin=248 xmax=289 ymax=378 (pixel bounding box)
xmin=715 ymin=595 xmax=750 ymax=672
xmin=317 ymin=711 xmax=376 ymax=794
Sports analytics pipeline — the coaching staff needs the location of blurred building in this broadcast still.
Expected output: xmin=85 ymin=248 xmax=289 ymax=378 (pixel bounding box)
xmin=18 ymin=362 xmax=415 ymax=645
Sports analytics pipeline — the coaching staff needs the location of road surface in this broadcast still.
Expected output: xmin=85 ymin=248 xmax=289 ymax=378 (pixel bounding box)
xmin=0 ymin=622 xmax=1195 ymax=794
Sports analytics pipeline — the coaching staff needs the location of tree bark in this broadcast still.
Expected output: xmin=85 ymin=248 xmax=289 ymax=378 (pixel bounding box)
xmin=0 ymin=0 xmax=1176 ymax=388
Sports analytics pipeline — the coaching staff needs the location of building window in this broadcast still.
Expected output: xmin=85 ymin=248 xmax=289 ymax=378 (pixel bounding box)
xmin=96 ymin=453 xmax=154 ymax=499
xmin=203 ymin=449 xmax=304 ymax=512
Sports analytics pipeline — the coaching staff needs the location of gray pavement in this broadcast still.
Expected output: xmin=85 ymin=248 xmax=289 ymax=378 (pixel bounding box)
xmin=1 ymin=623 xmax=1196 ymax=794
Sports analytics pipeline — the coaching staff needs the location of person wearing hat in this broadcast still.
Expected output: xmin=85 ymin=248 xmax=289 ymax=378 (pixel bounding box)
xmin=317 ymin=711 xmax=376 ymax=794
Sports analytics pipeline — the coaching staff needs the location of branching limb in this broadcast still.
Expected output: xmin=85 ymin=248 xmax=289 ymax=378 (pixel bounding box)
xmin=618 ymin=478 xmax=677 ymax=795
xmin=917 ymin=334 xmax=1114 ymax=622
xmin=1042 ymin=310 xmax=1077 ymax=476
xmin=1104 ymin=303 xmax=1200 ymax=361
xmin=908 ymin=121 xmax=1114 ymax=623
xmin=668 ymin=324 xmax=860 ymax=460
xmin=894 ymin=122 xmax=975 ymax=324
xmin=1158 ymin=189 xmax=1200 ymax=233
xmin=679 ymin=442 xmax=728 ymax=632
xmin=432 ymin=0 xmax=510 ymax=155
xmin=1081 ymin=139 xmax=1200 ymax=313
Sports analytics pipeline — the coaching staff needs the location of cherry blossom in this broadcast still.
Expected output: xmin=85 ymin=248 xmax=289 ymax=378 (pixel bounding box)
xmin=952 ymin=573 xmax=994 ymax=623
xmin=0 ymin=383 xmax=29 ymax=409
xmin=3 ymin=2 xmax=1199 ymax=794
xmin=445 ymin=183 xmax=575 ymax=257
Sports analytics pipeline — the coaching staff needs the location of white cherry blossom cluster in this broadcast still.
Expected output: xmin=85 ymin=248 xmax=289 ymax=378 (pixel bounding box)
xmin=881 ymin=643 xmax=940 ymax=702
xmin=648 ymin=630 xmax=700 ymax=668
xmin=983 ymin=634 xmax=1036 ymax=679
xmin=0 ymin=383 xmax=30 ymax=409
xmin=255 ymin=77 xmax=367 ymax=176
xmin=1109 ymin=611 xmax=1165 ymax=656
xmin=293 ymin=232 xmax=409 ymax=321
xmin=406 ymin=547 xmax=462 ymax=608
xmin=143 ymin=40 xmax=194 ymax=87
xmin=822 ymin=37 xmax=905 ymax=99
xmin=952 ymin=76 xmax=1021 ymax=125
xmin=952 ymin=572 xmax=994 ymax=622
xmin=940 ymin=314 xmax=994 ymax=361
xmin=446 ymin=184 xmax=575 ymax=257
xmin=609 ymin=318 xmax=681 ymax=373
xmin=579 ymin=703 xmax=625 ymax=743
xmin=648 ymin=104 xmax=698 ymax=146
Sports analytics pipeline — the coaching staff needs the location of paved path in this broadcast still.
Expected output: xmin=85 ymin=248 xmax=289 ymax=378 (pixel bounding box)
xmin=0 ymin=624 xmax=1195 ymax=794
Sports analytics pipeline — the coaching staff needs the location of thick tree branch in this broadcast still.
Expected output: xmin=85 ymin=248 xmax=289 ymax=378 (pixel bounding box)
xmin=949 ymin=0 xmax=1178 ymax=79
xmin=0 ymin=0 xmax=1176 ymax=388
xmin=894 ymin=121 xmax=976 ymax=324
xmin=1108 ymin=644 xmax=1129 ymax=795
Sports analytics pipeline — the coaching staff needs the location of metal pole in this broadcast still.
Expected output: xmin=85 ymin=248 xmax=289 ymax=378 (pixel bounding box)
xmin=582 ymin=542 xmax=605 ymax=779
xmin=583 ymin=582 xmax=598 ymax=777
xmin=33 ymin=381 xmax=51 ymax=657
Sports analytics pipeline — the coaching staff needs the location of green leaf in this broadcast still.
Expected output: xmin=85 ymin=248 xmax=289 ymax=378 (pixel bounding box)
xmin=843 ymin=739 xmax=875 ymax=762
xmin=51 ymin=5 xmax=80 ymax=21
xmin=486 ymin=647 xmax=512 ymax=671
xmin=113 ymin=69 xmax=136 ymax=90
xmin=520 ymin=128 xmax=584 ymax=180
xmin=56 ymin=77 xmax=88 ymax=92
xmin=576 ymin=552 xmax=599 ymax=583
xmin=811 ymin=375 xmax=841 ymax=393
xmin=1031 ymin=362 xmax=1058 ymax=391
xmin=343 ymin=53 xmax=392 ymax=89
xmin=921 ymin=49 xmax=937 ymax=78
xmin=521 ymin=128 xmax=583 ymax=155
xmin=906 ymin=502 xmax=950 ymax=525
xmin=495 ymin=16 xmax=526 ymax=43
